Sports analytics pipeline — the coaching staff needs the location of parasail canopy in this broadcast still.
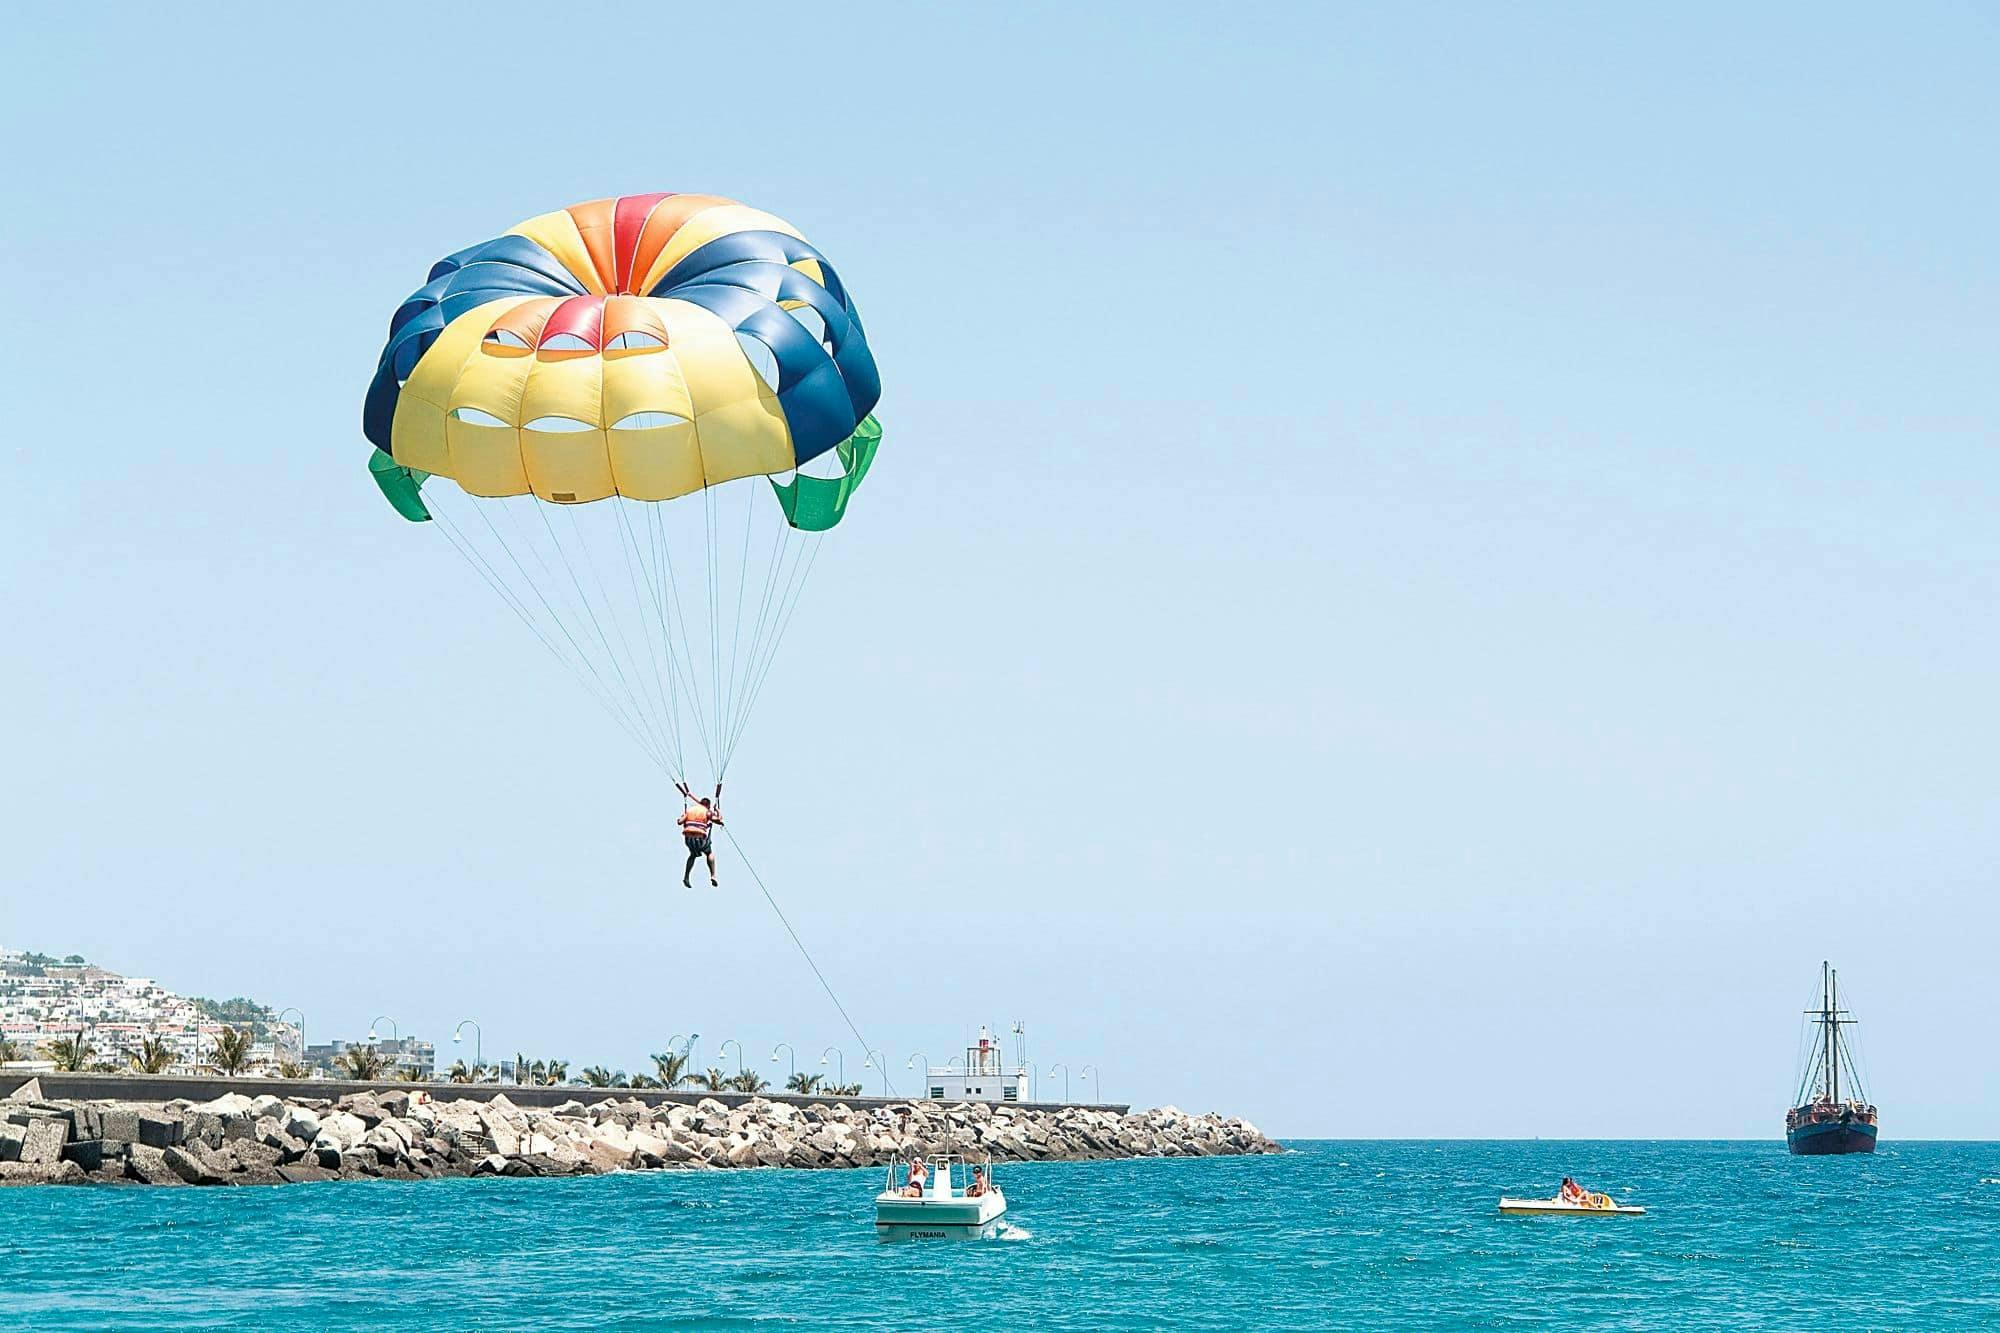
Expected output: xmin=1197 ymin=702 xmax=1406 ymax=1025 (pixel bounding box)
xmin=364 ymin=193 xmax=883 ymax=785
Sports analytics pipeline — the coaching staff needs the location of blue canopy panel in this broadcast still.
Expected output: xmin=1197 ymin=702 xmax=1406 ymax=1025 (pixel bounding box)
xmin=363 ymin=235 xmax=587 ymax=449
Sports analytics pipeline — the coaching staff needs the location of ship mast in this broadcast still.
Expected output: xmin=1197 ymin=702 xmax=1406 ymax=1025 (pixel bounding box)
xmin=1806 ymin=959 xmax=1858 ymax=1104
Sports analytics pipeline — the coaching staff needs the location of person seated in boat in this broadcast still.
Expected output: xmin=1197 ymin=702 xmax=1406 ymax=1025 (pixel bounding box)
xmin=900 ymin=1158 xmax=927 ymax=1197
xmin=675 ymin=781 xmax=723 ymax=888
xmin=1559 ymin=1177 xmax=1587 ymax=1205
xmin=964 ymin=1166 xmax=990 ymax=1198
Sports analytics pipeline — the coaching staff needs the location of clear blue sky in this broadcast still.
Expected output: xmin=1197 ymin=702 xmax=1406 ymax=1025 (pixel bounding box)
xmin=3 ymin=3 xmax=1995 ymax=1137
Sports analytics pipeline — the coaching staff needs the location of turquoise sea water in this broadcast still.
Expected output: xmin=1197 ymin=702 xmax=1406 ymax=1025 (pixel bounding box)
xmin=4 ymin=1140 xmax=1998 ymax=1329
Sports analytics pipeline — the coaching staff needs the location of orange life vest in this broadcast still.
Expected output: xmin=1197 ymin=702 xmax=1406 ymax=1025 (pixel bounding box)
xmin=681 ymin=804 xmax=712 ymax=833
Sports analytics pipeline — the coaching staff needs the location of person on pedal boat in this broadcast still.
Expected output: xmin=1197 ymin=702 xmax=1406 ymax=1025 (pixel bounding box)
xmin=676 ymin=782 xmax=723 ymax=888
xmin=1559 ymin=1177 xmax=1587 ymax=1205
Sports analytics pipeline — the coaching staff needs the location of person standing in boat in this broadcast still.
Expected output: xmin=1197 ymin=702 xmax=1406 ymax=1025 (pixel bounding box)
xmin=676 ymin=781 xmax=723 ymax=888
xmin=901 ymin=1158 xmax=927 ymax=1197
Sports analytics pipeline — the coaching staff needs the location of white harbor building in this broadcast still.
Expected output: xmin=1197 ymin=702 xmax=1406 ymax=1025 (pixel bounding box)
xmin=921 ymin=1025 xmax=1030 ymax=1103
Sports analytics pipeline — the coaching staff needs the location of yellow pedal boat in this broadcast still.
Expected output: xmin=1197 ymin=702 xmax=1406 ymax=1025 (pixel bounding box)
xmin=1499 ymin=1194 xmax=1644 ymax=1216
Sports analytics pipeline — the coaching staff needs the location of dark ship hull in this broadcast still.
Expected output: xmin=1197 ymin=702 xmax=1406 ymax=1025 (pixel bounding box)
xmin=1786 ymin=1115 xmax=1878 ymax=1155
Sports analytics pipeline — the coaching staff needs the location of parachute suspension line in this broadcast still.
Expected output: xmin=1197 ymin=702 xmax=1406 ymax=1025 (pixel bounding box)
xmin=568 ymin=499 xmax=684 ymax=774
xmin=610 ymin=498 xmax=686 ymax=783
xmin=650 ymin=495 xmax=719 ymax=776
xmin=458 ymin=497 xmax=672 ymax=773
xmin=708 ymin=487 xmax=729 ymax=765
xmin=712 ymin=486 xmax=728 ymax=756
xmin=724 ymin=533 xmax=824 ymax=765
xmin=720 ymin=822 xmax=892 ymax=1098
xmin=722 ymin=479 xmax=758 ymax=759
xmin=543 ymin=498 xmax=680 ymax=777
xmin=717 ymin=516 xmax=793 ymax=776
xmin=627 ymin=496 xmax=706 ymax=784
xmin=428 ymin=503 xmax=673 ymax=776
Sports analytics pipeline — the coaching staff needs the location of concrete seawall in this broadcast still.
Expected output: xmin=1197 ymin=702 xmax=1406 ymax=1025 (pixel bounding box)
xmin=0 ymin=1071 xmax=1127 ymax=1116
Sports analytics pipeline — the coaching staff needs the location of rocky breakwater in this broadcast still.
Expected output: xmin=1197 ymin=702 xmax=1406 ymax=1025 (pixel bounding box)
xmin=0 ymin=1080 xmax=1277 ymax=1187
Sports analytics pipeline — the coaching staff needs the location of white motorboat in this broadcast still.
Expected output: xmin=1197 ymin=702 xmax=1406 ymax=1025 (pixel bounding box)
xmin=874 ymin=1154 xmax=1006 ymax=1239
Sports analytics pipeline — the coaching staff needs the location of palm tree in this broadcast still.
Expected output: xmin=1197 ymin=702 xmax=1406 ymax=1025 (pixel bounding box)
xmin=339 ymin=1045 xmax=387 ymax=1080
xmin=543 ymin=1059 xmax=568 ymax=1086
xmin=0 ymin=1037 xmax=20 ymax=1063
xmin=785 ymin=1072 xmax=825 ymax=1094
xmin=693 ymin=1066 xmax=730 ymax=1092
xmin=650 ymin=1049 xmax=691 ymax=1088
xmin=582 ymin=1065 xmax=614 ymax=1088
xmin=130 ymin=1036 xmax=176 ymax=1074
xmin=394 ymin=1065 xmax=426 ymax=1082
xmin=828 ymin=1082 xmax=863 ymax=1098
xmin=446 ymin=1059 xmax=476 ymax=1084
xmin=627 ymin=1073 xmax=662 ymax=1090
xmin=277 ymin=1061 xmax=309 ymax=1079
xmin=728 ymin=1069 xmax=770 ymax=1095
xmin=211 ymin=1025 xmax=255 ymax=1076
xmin=41 ymin=1034 xmax=94 ymax=1072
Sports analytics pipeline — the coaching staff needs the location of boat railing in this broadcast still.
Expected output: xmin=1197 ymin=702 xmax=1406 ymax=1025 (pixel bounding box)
xmin=879 ymin=1153 xmax=993 ymax=1198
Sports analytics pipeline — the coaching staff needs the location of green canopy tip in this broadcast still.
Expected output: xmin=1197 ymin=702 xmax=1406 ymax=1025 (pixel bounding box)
xmin=369 ymin=447 xmax=432 ymax=523
xmin=771 ymin=415 xmax=883 ymax=533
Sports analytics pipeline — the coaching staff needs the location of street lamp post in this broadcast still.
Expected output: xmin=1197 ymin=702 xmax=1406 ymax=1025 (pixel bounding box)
xmin=453 ymin=1020 xmax=482 ymax=1073
xmin=717 ymin=1039 xmax=744 ymax=1084
xmin=665 ymin=1033 xmax=698 ymax=1089
xmin=906 ymin=1052 xmax=930 ymax=1098
xmin=862 ymin=1050 xmax=889 ymax=1098
xmin=1046 ymin=1063 xmax=1070 ymax=1104
xmin=819 ymin=1046 xmax=845 ymax=1090
xmin=368 ymin=1016 xmax=399 ymax=1078
xmin=1081 ymin=1065 xmax=1100 ymax=1105
xmin=276 ymin=1008 xmax=306 ymax=1068
xmin=771 ymin=1042 xmax=796 ymax=1089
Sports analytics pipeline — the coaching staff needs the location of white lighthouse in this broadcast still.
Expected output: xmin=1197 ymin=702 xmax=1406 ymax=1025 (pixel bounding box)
xmin=922 ymin=1025 xmax=1030 ymax=1103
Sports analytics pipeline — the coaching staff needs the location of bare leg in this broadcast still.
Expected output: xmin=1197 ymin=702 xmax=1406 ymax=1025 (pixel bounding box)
xmin=706 ymin=848 xmax=719 ymax=886
xmin=683 ymin=848 xmax=699 ymax=887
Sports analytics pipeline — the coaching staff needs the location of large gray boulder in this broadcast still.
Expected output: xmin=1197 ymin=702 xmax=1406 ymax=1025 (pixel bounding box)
xmin=137 ymin=1111 xmax=183 ymax=1149
xmin=182 ymin=1111 xmax=224 ymax=1149
xmin=18 ymin=1117 xmax=69 ymax=1166
xmin=126 ymin=1144 xmax=183 ymax=1185
xmin=163 ymin=1145 xmax=227 ymax=1185
xmin=61 ymin=1139 xmax=120 ymax=1172
xmin=0 ymin=1160 xmax=86 ymax=1185
xmin=101 ymin=1107 xmax=141 ymax=1144
xmin=4 ymin=1079 xmax=42 ymax=1103
xmin=339 ymin=1093 xmax=387 ymax=1127
xmin=317 ymin=1112 xmax=367 ymax=1149
xmin=229 ymin=1139 xmax=285 ymax=1173
xmin=283 ymin=1106 xmax=323 ymax=1143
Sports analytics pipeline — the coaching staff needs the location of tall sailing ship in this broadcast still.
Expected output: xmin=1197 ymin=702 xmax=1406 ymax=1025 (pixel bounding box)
xmin=1785 ymin=961 xmax=1878 ymax=1155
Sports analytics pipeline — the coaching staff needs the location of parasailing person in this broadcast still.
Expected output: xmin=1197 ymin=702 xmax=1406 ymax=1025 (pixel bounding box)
xmin=676 ymin=781 xmax=724 ymax=888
